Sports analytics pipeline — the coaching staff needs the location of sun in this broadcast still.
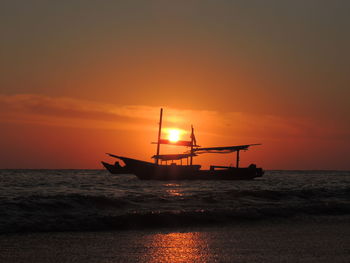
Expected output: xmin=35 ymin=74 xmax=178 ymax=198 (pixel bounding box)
xmin=168 ymin=129 xmax=180 ymax=142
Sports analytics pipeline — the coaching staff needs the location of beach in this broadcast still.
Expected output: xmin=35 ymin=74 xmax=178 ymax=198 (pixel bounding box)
xmin=1 ymin=217 xmax=349 ymax=263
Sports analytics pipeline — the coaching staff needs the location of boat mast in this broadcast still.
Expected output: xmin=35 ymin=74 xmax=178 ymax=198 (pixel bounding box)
xmin=236 ymin=150 xmax=240 ymax=168
xmin=155 ymin=108 xmax=163 ymax=165
xmin=190 ymin=125 xmax=194 ymax=166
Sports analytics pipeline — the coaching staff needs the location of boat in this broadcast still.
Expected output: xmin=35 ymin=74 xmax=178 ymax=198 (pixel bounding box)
xmin=102 ymin=108 xmax=264 ymax=180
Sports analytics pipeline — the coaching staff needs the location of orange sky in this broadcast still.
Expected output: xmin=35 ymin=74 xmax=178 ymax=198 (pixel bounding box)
xmin=0 ymin=1 xmax=349 ymax=169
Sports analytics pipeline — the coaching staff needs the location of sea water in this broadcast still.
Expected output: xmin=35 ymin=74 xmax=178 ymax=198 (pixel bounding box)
xmin=0 ymin=170 xmax=349 ymax=234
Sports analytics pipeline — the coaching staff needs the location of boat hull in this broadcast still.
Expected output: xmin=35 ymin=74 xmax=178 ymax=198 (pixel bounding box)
xmin=111 ymin=156 xmax=263 ymax=180
xmin=101 ymin=161 xmax=130 ymax=174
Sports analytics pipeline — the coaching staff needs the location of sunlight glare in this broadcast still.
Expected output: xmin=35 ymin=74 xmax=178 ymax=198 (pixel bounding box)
xmin=168 ymin=129 xmax=181 ymax=142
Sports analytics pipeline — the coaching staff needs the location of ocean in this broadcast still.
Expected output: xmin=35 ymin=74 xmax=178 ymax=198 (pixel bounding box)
xmin=0 ymin=170 xmax=349 ymax=234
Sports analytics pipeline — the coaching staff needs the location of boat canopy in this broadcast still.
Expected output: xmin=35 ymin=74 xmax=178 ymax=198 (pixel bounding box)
xmin=193 ymin=144 xmax=261 ymax=154
xmin=152 ymin=139 xmax=200 ymax=147
xmin=152 ymin=153 xmax=197 ymax=161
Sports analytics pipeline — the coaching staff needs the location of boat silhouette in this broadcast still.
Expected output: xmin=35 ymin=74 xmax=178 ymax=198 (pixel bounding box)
xmin=102 ymin=108 xmax=264 ymax=180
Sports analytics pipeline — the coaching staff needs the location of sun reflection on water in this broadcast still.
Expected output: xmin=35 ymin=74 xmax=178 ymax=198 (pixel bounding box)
xmin=145 ymin=232 xmax=209 ymax=263
xmin=163 ymin=183 xmax=183 ymax=197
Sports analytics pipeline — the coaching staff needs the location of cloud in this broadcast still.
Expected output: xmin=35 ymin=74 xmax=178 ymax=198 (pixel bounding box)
xmin=0 ymin=93 xmax=348 ymax=141
xmin=0 ymin=94 xmax=161 ymax=131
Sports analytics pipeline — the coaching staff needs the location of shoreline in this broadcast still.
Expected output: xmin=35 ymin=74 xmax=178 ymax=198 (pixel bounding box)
xmin=1 ymin=216 xmax=349 ymax=263
xmin=1 ymin=214 xmax=350 ymax=235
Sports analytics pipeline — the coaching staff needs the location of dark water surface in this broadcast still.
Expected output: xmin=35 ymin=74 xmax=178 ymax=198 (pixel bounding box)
xmin=0 ymin=170 xmax=349 ymax=234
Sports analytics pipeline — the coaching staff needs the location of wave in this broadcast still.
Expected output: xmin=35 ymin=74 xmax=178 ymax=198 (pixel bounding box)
xmin=1 ymin=188 xmax=349 ymax=234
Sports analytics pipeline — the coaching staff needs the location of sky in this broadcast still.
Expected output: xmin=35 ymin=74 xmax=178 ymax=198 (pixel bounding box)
xmin=0 ymin=0 xmax=349 ymax=169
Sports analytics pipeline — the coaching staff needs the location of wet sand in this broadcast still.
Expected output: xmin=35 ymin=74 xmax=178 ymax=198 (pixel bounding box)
xmin=0 ymin=217 xmax=349 ymax=263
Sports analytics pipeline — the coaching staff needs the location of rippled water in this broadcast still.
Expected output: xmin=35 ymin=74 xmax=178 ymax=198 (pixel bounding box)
xmin=0 ymin=170 xmax=349 ymax=233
